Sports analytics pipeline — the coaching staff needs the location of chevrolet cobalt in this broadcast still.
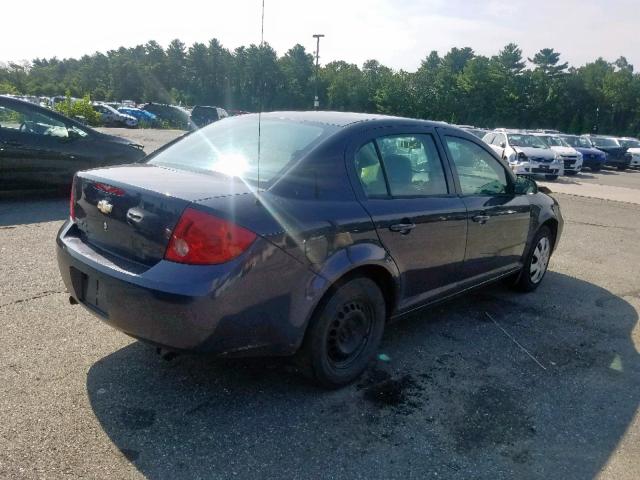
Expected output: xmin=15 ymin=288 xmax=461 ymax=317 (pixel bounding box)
xmin=57 ymin=112 xmax=563 ymax=387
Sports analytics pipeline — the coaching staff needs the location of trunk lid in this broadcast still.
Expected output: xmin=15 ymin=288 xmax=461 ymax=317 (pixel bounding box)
xmin=73 ymin=164 xmax=251 ymax=266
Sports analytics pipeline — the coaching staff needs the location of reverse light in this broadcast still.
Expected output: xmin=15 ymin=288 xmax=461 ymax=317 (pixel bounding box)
xmin=164 ymin=208 xmax=256 ymax=265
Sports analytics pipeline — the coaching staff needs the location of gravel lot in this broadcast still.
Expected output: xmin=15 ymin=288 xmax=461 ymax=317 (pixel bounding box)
xmin=0 ymin=129 xmax=639 ymax=479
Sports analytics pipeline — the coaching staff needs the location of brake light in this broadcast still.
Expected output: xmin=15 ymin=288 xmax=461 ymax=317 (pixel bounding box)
xmin=70 ymin=177 xmax=76 ymax=221
xmin=164 ymin=208 xmax=256 ymax=265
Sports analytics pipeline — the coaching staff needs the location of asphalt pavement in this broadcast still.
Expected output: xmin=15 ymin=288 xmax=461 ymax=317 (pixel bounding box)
xmin=0 ymin=130 xmax=639 ymax=479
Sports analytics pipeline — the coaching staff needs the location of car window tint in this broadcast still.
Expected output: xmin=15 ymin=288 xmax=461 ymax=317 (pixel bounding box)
xmin=0 ymin=103 xmax=68 ymax=138
xmin=376 ymin=134 xmax=448 ymax=197
xmin=354 ymin=141 xmax=388 ymax=197
xmin=445 ymin=136 xmax=509 ymax=195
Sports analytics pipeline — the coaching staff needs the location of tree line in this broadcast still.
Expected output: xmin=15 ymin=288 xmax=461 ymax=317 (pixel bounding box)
xmin=1 ymin=40 xmax=639 ymax=135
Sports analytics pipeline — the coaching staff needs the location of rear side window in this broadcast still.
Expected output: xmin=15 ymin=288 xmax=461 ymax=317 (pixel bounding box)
xmin=445 ymin=136 xmax=509 ymax=195
xmin=377 ymin=134 xmax=448 ymax=196
xmin=355 ymin=142 xmax=388 ymax=197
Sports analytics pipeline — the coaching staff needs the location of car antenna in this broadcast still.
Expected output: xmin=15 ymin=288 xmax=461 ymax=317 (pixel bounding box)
xmin=257 ymin=0 xmax=265 ymax=197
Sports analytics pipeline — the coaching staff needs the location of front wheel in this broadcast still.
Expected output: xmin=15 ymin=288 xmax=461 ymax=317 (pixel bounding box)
xmin=297 ymin=277 xmax=386 ymax=388
xmin=617 ymin=165 xmax=627 ymax=171
xmin=545 ymin=174 xmax=559 ymax=181
xmin=511 ymin=226 xmax=553 ymax=292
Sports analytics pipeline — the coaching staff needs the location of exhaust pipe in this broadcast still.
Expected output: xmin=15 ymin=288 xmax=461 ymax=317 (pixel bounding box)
xmin=156 ymin=347 xmax=178 ymax=361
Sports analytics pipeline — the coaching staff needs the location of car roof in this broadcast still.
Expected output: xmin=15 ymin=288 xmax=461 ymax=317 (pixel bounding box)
xmin=256 ymin=111 xmax=449 ymax=128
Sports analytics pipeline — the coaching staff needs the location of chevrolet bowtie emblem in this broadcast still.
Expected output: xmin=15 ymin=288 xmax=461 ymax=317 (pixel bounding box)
xmin=97 ymin=199 xmax=113 ymax=215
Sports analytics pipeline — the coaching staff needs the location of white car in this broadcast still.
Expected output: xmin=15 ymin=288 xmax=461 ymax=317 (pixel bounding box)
xmin=93 ymin=103 xmax=138 ymax=128
xmin=482 ymin=130 xmax=563 ymax=180
xmin=618 ymin=137 xmax=640 ymax=168
xmin=531 ymin=133 xmax=583 ymax=175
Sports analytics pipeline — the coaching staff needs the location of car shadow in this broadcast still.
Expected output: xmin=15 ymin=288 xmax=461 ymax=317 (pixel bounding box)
xmin=86 ymin=272 xmax=639 ymax=479
xmin=0 ymin=193 xmax=68 ymax=227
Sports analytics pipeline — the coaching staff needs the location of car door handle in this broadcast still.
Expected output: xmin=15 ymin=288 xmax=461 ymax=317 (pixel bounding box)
xmin=472 ymin=215 xmax=490 ymax=224
xmin=389 ymin=222 xmax=416 ymax=234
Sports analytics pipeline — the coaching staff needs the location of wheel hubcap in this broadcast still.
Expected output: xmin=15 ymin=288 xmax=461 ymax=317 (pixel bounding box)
xmin=530 ymin=236 xmax=551 ymax=284
xmin=327 ymin=301 xmax=373 ymax=369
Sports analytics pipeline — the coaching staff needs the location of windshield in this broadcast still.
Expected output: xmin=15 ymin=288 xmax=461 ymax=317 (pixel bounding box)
xmin=620 ymin=139 xmax=640 ymax=148
xmin=592 ymin=137 xmax=619 ymax=147
xmin=507 ymin=134 xmax=548 ymax=148
xmin=541 ymin=135 xmax=570 ymax=147
xmin=148 ymin=115 xmax=338 ymax=187
xmin=562 ymin=136 xmax=594 ymax=148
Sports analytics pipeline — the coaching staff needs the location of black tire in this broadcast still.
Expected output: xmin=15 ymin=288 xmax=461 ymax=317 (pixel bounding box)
xmin=297 ymin=276 xmax=386 ymax=388
xmin=565 ymin=171 xmax=577 ymax=176
xmin=511 ymin=226 xmax=553 ymax=293
xmin=617 ymin=165 xmax=627 ymax=171
xmin=545 ymin=174 xmax=559 ymax=181
xmin=591 ymin=165 xmax=601 ymax=172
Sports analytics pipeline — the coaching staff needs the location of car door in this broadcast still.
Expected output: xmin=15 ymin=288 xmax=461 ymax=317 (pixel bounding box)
xmin=349 ymin=127 xmax=468 ymax=311
xmin=441 ymin=132 xmax=532 ymax=280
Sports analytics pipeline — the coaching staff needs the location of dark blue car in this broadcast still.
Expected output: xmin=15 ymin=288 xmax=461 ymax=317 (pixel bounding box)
xmin=559 ymin=134 xmax=607 ymax=171
xmin=117 ymin=107 xmax=158 ymax=124
xmin=56 ymin=112 xmax=563 ymax=387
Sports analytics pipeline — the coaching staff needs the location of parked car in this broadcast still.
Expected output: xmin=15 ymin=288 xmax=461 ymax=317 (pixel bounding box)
xmin=617 ymin=137 xmax=640 ymax=168
xmin=142 ymin=103 xmax=192 ymax=129
xmin=557 ymin=135 xmax=606 ymax=172
xmin=117 ymin=107 xmax=158 ymax=125
xmin=483 ymin=129 xmax=562 ymax=180
xmin=0 ymin=96 xmax=146 ymax=193
xmin=584 ymin=135 xmax=631 ymax=170
xmin=460 ymin=126 xmax=490 ymax=140
xmin=531 ymin=133 xmax=583 ymax=175
xmin=93 ymin=103 xmax=138 ymax=128
xmin=190 ymin=105 xmax=229 ymax=128
xmin=57 ymin=112 xmax=563 ymax=387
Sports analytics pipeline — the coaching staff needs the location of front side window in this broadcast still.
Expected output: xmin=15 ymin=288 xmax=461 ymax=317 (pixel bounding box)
xmin=376 ymin=134 xmax=448 ymax=196
xmin=0 ymin=103 xmax=70 ymax=138
xmin=445 ymin=136 xmax=509 ymax=196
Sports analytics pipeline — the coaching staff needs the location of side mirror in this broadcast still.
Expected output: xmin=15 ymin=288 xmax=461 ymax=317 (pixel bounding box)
xmin=514 ymin=175 xmax=538 ymax=195
xmin=500 ymin=142 xmax=506 ymax=149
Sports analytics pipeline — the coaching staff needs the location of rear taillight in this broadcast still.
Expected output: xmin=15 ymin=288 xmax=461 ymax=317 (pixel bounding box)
xmin=69 ymin=177 xmax=76 ymax=221
xmin=164 ymin=208 xmax=256 ymax=265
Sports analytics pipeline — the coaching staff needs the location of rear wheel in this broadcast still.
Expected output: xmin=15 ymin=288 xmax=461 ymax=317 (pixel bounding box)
xmin=512 ymin=226 xmax=553 ymax=292
xmin=297 ymin=277 xmax=385 ymax=388
xmin=565 ymin=171 xmax=577 ymax=176
xmin=617 ymin=165 xmax=627 ymax=171
xmin=591 ymin=165 xmax=601 ymax=172
xmin=545 ymin=174 xmax=559 ymax=181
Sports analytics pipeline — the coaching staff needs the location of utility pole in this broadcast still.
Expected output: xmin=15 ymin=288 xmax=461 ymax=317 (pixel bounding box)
xmin=313 ymin=34 xmax=324 ymax=110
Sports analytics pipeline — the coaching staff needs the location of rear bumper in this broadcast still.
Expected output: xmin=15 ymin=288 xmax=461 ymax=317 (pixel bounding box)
xmin=56 ymin=221 xmax=314 ymax=356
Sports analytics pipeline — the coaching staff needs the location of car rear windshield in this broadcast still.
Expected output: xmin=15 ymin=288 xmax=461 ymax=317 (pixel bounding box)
xmin=148 ymin=115 xmax=338 ymax=187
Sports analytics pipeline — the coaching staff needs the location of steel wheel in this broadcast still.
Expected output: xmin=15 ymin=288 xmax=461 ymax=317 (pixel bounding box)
xmin=327 ymin=301 xmax=373 ymax=370
xmin=529 ymin=236 xmax=550 ymax=284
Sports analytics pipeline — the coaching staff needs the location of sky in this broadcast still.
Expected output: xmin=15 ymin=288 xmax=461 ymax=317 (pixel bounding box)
xmin=1 ymin=0 xmax=638 ymax=71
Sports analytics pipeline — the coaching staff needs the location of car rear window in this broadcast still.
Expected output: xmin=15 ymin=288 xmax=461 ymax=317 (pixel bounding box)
xmin=148 ymin=115 xmax=338 ymax=187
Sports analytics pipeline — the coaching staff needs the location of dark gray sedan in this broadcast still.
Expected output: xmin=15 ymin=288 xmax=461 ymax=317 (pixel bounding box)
xmin=0 ymin=96 xmax=146 ymax=193
xmin=56 ymin=112 xmax=563 ymax=387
